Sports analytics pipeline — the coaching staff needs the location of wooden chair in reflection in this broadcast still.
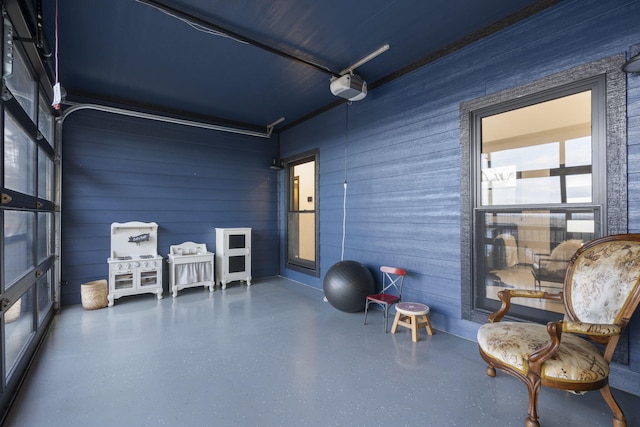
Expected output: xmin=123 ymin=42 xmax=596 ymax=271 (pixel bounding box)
xmin=478 ymin=234 xmax=640 ymax=427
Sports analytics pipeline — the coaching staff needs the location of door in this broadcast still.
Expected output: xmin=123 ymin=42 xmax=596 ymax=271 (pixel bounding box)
xmin=286 ymin=154 xmax=318 ymax=275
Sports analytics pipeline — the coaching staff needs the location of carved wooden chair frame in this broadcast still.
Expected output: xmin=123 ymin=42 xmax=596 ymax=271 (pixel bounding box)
xmin=478 ymin=234 xmax=640 ymax=427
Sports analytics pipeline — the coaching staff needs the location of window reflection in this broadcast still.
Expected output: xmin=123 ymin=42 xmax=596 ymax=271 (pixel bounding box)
xmin=481 ymin=91 xmax=592 ymax=206
xmin=4 ymin=288 xmax=35 ymax=379
xmin=38 ymin=148 xmax=54 ymax=201
xmin=38 ymin=94 xmax=55 ymax=145
xmin=5 ymin=48 xmax=36 ymax=120
xmin=478 ymin=209 xmax=597 ymax=316
xmin=566 ymin=174 xmax=592 ymax=203
xmin=37 ymin=212 xmax=52 ymax=262
xmin=4 ymin=211 xmax=35 ymax=288
xmin=37 ymin=272 xmax=53 ymax=325
xmin=565 ymin=136 xmax=592 ymax=167
xmin=4 ymin=112 xmax=36 ymax=196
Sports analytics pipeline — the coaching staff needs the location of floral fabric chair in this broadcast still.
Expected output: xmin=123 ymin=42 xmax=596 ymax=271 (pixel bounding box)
xmin=477 ymin=234 xmax=640 ymax=427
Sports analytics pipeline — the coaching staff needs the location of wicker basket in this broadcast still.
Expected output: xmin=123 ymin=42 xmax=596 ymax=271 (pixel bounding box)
xmin=5 ymin=299 xmax=22 ymax=323
xmin=81 ymin=279 xmax=109 ymax=310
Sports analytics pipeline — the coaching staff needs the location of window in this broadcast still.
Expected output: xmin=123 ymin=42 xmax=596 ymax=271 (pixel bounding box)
xmin=3 ymin=288 xmax=34 ymax=380
xmin=473 ymin=85 xmax=603 ymax=321
xmin=480 ymin=91 xmax=593 ymax=206
xmin=1 ymin=10 xmax=58 ymax=410
xmin=38 ymin=94 xmax=54 ymax=145
xmin=286 ymin=153 xmax=319 ymax=275
xmin=4 ymin=43 xmax=36 ymax=121
xmin=3 ymin=210 xmax=35 ymax=289
xmin=4 ymin=111 xmax=36 ymax=196
xmin=461 ymin=55 xmax=627 ymax=326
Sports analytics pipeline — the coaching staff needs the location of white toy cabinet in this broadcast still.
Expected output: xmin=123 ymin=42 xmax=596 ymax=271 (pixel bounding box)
xmin=107 ymin=221 xmax=163 ymax=306
xmin=167 ymin=241 xmax=215 ymax=297
xmin=215 ymin=228 xmax=251 ymax=289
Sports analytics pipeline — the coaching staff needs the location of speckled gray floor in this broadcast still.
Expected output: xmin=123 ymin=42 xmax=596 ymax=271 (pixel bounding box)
xmin=4 ymin=277 xmax=640 ymax=427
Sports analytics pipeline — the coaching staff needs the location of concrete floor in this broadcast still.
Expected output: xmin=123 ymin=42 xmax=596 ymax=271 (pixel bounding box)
xmin=4 ymin=277 xmax=640 ymax=427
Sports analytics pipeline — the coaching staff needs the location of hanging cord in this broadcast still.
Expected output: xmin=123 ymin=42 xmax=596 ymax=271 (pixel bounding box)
xmin=54 ymin=0 xmax=58 ymax=82
xmin=51 ymin=0 xmax=62 ymax=109
xmin=325 ymin=104 xmax=349 ymax=303
xmin=341 ymin=102 xmax=349 ymax=261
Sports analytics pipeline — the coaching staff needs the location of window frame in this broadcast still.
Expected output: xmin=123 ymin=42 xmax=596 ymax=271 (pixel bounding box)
xmin=285 ymin=150 xmax=320 ymax=277
xmin=460 ymin=54 xmax=627 ymax=326
xmin=472 ymin=79 xmax=606 ymax=323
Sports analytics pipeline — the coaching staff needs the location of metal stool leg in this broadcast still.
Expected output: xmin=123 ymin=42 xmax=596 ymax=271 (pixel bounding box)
xmin=364 ymin=299 xmax=370 ymax=325
xmin=383 ymin=303 xmax=389 ymax=333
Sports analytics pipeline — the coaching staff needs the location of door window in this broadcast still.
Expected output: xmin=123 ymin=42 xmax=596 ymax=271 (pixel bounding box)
xmin=286 ymin=155 xmax=318 ymax=275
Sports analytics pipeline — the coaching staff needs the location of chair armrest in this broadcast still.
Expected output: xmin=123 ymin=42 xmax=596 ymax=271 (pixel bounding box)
xmin=533 ymin=252 xmax=551 ymax=259
xmin=529 ymin=321 xmax=622 ymax=366
xmin=533 ymin=253 xmax=552 ymax=264
xmin=534 ymin=252 xmax=572 ymax=264
xmin=528 ymin=321 xmax=563 ymax=365
xmin=488 ymin=289 xmax=563 ymax=322
xmin=507 ymin=289 xmax=559 ymax=298
xmin=561 ymin=321 xmax=621 ymax=337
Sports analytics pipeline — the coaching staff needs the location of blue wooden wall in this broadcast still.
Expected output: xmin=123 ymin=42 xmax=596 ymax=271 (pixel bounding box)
xmin=279 ymin=0 xmax=640 ymax=394
xmin=60 ymin=110 xmax=279 ymax=306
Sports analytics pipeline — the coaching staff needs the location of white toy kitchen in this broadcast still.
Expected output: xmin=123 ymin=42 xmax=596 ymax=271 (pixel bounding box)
xmin=107 ymin=221 xmax=163 ymax=306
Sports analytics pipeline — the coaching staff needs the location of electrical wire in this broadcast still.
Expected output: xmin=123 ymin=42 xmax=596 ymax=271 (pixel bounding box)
xmin=136 ymin=0 xmax=248 ymax=44
xmin=51 ymin=0 xmax=62 ymax=110
xmin=135 ymin=0 xmax=338 ymax=77
xmin=341 ymin=102 xmax=349 ymax=261
xmin=54 ymin=0 xmax=58 ymax=83
xmin=54 ymin=0 xmax=58 ymax=82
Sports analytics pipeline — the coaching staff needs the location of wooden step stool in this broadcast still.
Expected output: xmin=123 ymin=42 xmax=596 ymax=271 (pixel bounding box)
xmin=390 ymin=302 xmax=434 ymax=342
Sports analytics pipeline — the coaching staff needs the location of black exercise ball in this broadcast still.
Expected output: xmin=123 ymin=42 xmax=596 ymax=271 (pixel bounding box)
xmin=323 ymin=260 xmax=375 ymax=313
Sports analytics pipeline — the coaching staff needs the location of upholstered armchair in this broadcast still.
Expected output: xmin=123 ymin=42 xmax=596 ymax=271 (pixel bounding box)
xmin=477 ymin=234 xmax=640 ymax=427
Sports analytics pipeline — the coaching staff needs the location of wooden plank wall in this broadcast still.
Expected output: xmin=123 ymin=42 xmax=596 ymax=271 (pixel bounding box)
xmin=626 ymin=38 xmax=640 ymax=395
xmin=279 ymin=0 xmax=640 ymax=394
xmin=60 ymin=110 xmax=278 ymax=305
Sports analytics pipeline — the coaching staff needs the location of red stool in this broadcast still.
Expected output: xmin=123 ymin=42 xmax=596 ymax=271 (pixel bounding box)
xmin=390 ymin=302 xmax=434 ymax=342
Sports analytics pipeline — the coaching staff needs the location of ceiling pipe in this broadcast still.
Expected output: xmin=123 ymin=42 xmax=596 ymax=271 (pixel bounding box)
xmin=60 ymin=103 xmax=274 ymax=138
xmin=136 ymin=0 xmax=340 ymax=78
xmin=338 ymin=44 xmax=390 ymax=76
xmin=266 ymin=117 xmax=285 ymax=136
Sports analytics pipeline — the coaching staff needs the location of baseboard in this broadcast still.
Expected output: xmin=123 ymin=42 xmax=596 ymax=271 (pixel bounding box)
xmin=610 ymin=363 xmax=640 ymax=396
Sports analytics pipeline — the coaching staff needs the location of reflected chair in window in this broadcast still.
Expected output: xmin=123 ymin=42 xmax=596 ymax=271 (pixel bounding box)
xmin=364 ymin=266 xmax=406 ymax=332
xmin=478 ymin=234 xmax=640 ymax=427
xmin=531 ymin=239 xmax=583 ymax=289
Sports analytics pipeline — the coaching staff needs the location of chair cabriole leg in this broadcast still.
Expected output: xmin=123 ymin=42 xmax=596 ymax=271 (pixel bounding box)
xmin=485 ymin=364 xmax=496 ymax=377
xmin=525 ymin=417 xmax=540 ymax=427
xmin=612 ymin=418 xmax=627 ymax=427
xmin=525 ymin=375 xmax=541 ymax=427
xmin=599 ymin=385 xmax=627 ymax=427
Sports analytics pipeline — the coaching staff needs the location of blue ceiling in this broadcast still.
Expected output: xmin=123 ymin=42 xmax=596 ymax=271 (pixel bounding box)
xmin=38 ymin=0 xmax=557 ymax=132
